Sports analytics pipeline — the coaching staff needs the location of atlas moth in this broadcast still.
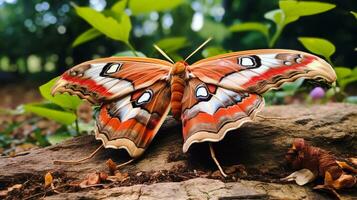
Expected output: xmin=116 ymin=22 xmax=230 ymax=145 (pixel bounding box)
xmin=52 ymin=38 xmax=336 ymax=177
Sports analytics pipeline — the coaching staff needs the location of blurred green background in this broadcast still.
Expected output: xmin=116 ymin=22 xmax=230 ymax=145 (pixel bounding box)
xmin=0 ymin=0 xmax=356 ymax=84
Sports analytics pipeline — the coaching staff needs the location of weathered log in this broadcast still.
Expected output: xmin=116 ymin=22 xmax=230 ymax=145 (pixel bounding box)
xmin=0 ymin=103 xmax=356 ymax=199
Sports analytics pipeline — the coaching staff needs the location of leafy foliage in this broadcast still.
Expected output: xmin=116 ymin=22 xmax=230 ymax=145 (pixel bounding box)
xmin=351 ymin=11 xmax=357 ymax=20
xmin=74 ymin=5 xmax=131 ymax=44
xmin=155 ymin=37 xmax=188 ymax=54
xmin=202 ymin=46 xmax=229 ymax=58
xmin=39 ymin=77 xmax=82 ymax=110
xmin=129 ymin=0 xmax=184 ymax=15
xmin=229 ymin=22 xmax=270 ymax=40
xmin=24 ymin=103 xmax=76 ymax=125
xmin=298 ymin=37 xmax=335 ymax=63
xmin=72 ymin=28 xmax=102 ymax=47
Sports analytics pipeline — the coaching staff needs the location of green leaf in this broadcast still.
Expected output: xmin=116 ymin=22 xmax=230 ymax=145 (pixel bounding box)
xmin=129 ymin=0 xmax=183 ymax=15
xmin=279 ymin=1 xmax=336 ymax=18
xmin=339 ymin=77 xmax=357 ymax=90
xmin=155 ymin=37 xmax=188 ymax=53
xmin=113 ymin=50 xmax=146 ymax=57
xmin=47 ymin=132 xmax=73 ymax=145
xmin=24 ymin=103 xmax=76 ymax=125
xmin=229 ymin=22 xmax=270 ymax=38
xmin=111 ymin=0 xmax=128 ymax=13
xmin=39 ymin=77 xmax=83 ymax=110
xmin=168 ymin=53 xmax=183 ymax=62
xmin=202 ymin=46 xmax=229 ymax=58
xmin=351 ymin=11 xmax=357 ymax=20
xmin=34 ymin=129 xmax=50 ymax=147
xmin=298 ymin=37 xmax=335 ymax=61
xmin=334 ymin=67 xmax=352 ymax=79
xmin=265 ymin=9 xmax=284 ymax=25
xmin=72 ymin=28 xmax=102 ymax=47
xmin=74 ymin=6 xmax=131 ymax=43
xmin=199 ymin=20 xmax=230 ymax=42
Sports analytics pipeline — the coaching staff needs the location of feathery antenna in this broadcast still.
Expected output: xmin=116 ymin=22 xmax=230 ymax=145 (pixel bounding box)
xmin=153 ymin=44 xmax=174 ymax=63
xmin=184 ymin=37 xmax=212 ymax=61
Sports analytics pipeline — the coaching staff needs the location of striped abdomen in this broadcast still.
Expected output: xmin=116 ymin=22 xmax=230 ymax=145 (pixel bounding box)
xmin=171 ymin=75 xmax=185 ymax=119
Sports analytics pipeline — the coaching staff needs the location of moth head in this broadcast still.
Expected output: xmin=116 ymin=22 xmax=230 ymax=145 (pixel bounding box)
xmin=172 ymin=61 xmax=188 ymax=75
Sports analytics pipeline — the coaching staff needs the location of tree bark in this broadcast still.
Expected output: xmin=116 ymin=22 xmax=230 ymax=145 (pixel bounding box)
xmin=1 ymin=103 xmax=356 ymax=199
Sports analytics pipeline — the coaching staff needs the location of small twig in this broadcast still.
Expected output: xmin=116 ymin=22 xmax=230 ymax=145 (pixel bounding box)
xmin=116 ymin=159 xmax=135 ymax=169
xmin=53 ymin=144 xmax=103 ymax=164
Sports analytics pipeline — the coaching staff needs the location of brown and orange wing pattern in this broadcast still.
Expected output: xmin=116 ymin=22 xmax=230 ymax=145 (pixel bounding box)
xmin=52 ymin=57 xmax=172 ymax=104
xmin=181 ymin=78 xmax=264 ymax=152
xmin=95 ymin=80 xmax=171 ymax=158
xmin=188 ymin=49 xmax=336 ymax=94
xmin=182 ymin=49 xmax=336 ymax=152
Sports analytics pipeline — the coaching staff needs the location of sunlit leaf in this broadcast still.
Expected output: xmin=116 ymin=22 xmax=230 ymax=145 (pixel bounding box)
xmin=280 ymin=1 xmax=336 ymax=18
xmin=74 ymin=6 xmax=131 ymax=43
xmin=351 ymin=11 xmax=357 ymax=20
xmin=334 ymin=67 xmax=352 ymax=79
xmin=72 ymin=28 xmax=102 ymax=47
xmin=265 ymin=9 xmax=284 ymax=25
xmin=113 ymin=51 xmax=146 ymax=57
xmin=298 ymin=37 xmax=335 ymax=61
xmin=155 ymin=37 xmax=188 ymax=53
xmin=229 ymin=22 xmax=270 ymax=38
xmin=39 ymin=77 xmax=82 ymax=110
xmin=202 ymin=46 xmax=228 ymax=58
xmin=129 ymin=0 xmax=183 ymax=15
xmin=24 ymin=103 xmax=76 ymax=125
xmin=111 ymin=0 xmax=128 ymax=13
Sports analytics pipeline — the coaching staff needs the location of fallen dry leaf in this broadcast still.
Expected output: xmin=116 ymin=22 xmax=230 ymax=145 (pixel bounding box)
xmin=107 ymin=172 xmax=129 ymax=182
xmin=79 ymin=172 xmax=108 ymax=188
xmin=281 ymin=168 xmax=316 ymax=185
xmin=99 ymin=172 xmax=108 ymax=181
xmin=224 ymin=164 xmax=247 ymax=176
xmin=44 ymin=172 xmax=53 ymax=188
xmin=87 ymin=172 xmax=101 ymax=185
xmin=285 ymin=138 xmax=357 ymax=191
xmin=106 ymin=159 xmax=117 ymax=175
xmin=210 ymin=170 xmax=224 ymax=179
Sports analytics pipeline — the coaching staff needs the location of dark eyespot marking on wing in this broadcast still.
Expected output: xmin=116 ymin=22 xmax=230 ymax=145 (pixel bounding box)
xmin=100 ymin=63 xmax=123 ymax=77
xmin=195 ymin=84 xmax=211 ymax=100
xmin=237 ymin=55 xmax=261 ymax=69
xmin=135 ymin=89 xmax=153 ymax=106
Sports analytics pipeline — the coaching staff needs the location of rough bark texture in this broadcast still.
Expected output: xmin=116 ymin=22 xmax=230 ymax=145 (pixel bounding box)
xmin=0 ymin=103 xmax=356 ymax=199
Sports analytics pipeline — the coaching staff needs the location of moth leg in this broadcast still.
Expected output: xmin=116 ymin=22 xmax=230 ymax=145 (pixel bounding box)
xmin=53 ymin=144 xmax=103 ymax=164
xmin=116 ymin=159 xmax=135 ymax=169
xmin=209 ymin=143 xmax=228 ymax=177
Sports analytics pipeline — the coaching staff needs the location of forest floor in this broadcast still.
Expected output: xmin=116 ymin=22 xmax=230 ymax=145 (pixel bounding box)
xmin=0 ymin=98 xmax=356 ymax=199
